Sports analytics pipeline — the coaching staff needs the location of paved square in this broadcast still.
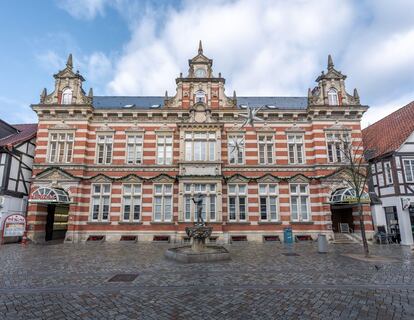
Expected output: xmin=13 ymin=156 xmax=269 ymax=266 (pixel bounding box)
xmin=0 ymin=242 xmax=413 ymax=319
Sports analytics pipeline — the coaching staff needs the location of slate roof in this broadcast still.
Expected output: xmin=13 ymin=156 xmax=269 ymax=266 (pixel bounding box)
xmin=0 ymin=123 xmax=37 ymax=147
xmin=92 ymin=96 xmax=308 ymax=110
xmin=362 ymin=101 xmax=414 ymax=160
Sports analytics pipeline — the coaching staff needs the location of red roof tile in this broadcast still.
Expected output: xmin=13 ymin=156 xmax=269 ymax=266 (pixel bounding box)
xmin=0 ymin=123 xmax=37 ymax=147
xmin=362 ymin=101 xmax=414 ymax=159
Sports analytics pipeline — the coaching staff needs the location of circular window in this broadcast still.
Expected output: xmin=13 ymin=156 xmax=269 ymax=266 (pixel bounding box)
xmin=195 ymin=68 xmax=206 ymax=78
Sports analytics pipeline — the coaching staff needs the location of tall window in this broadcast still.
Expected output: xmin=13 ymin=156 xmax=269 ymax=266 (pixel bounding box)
xmin=228 ymin=135 xmax=245 ymax=164
xmin=228 ymin=184 xmax=247 ymax=222
xmin=290 ymin=184 xmax=309 ymax=222
xmin=153 ymin=184 xmax=173 ymax=222
xmin=126 ymin=135 xmax=143 ymax=164
xmin=96 ymin=135 xmax=113 ymax=164
xmin=287 ymin=134 xmax=304 ymax=164
xmin=195 ymin=90 xmax=206 ymax=103
xmin=327 ymin=88 xmax=339 ymax=106
xmin=61 ymin=88 xmax=72 ymax=105
xmin=326 ymin=133 xmax=349 ymax=163
xmin=157 ymin=135 xmax=173 ymax=165
xmin=48 ymin=132 xmax=74 ymax=163
xmin=91 ymin=184 xmax=111 ymax=222
xmin=259 ymin=184 xmax=278 ymax=221
xmin=185 ymin=132 xmax=216 ymax=161
xmin=403 ymin=159 xmax=414 ymax=182
xmin=122 ymin=184 xmax=142 ymax=222
xmin=384 ymin=162 xmax=393 ymax=185
xmin=183 ymin=183 xmax=216 ymax=222
xmin=258 ymin=135 xmax=274 ymax=164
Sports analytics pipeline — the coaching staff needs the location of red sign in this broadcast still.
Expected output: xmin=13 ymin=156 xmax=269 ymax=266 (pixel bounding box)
xmin=31 ymin=194 xmax=57 ymax=201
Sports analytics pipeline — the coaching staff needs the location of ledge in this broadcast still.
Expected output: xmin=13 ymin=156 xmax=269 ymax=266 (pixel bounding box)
xmin=87 ymin=221 xmax=111 ymax=225
xmin=290 ymin=221 xmax=314 ymax=225
xmin=258 ymin=221 xmax=283 ymax=225
xmin=226 ymin=221 xmax=250 ymax=225
xmin=118 ymin=221 xmax=143 ymax=225
xmin=150 ymin=222 xmax=174 ymax=225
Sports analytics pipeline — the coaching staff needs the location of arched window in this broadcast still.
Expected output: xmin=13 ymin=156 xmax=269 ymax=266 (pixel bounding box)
xmin=61 ymin=88 xmax=73 ymax=105
xmin=327 ymin=88 xmax=339 ymax=106
xmin=195 ymin=90 xmax=206 ymax=103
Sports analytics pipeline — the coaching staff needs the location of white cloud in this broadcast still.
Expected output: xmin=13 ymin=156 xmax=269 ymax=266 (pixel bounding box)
xmin=56 ymin=0 xmax=107 ymax=20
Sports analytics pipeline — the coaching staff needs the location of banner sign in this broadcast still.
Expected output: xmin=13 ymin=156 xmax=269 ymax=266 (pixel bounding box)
xmin=3 ymin=214 xmax=26 ymax=237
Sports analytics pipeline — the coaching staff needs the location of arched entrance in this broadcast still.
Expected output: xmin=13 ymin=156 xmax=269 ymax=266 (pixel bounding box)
xmin=30 ymin=187 xmax=71 ymax=242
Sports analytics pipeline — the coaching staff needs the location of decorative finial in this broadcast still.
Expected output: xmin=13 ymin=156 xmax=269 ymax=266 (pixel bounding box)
xmin=66 ymin=54 xmax=73 ymax=69
xmin=88 ymin=88 xmax=93 ymax=97
xmin=40 ymin=88 xmax=47 ymax=103
xmin=328 ymin=54 xmax=334 ymax=70
xmin=165 ymin=90 xmax=168 ymax=99
xmin=233 ymin=90 xmax=236 ymax=99
xmin=353 ymin=88 xmax=360 ymax=102
xmin=308 ymin=88 xmax=312 ymax=98
xmin=218 ymin=72 xmax=221 ymax=78
xmin=198 ymin=40 xmax=203 ymax=55
xmin=180 ymin=72 xmax=183 ymax=78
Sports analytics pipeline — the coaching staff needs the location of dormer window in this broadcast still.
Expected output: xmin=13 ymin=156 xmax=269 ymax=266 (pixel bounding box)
xmin=195 ymin=90 xmax=206 ymax=104
xmin=61 ymin=88 xmax=73 ymax=105
xmin=327 ymin=88 xmax=339 ymax=106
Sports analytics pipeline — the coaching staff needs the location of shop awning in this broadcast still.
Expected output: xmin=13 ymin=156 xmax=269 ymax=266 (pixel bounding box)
xmin=29 ymin=187 xmax=71 ymax=204
xmin=329 ymin=187 xmax=370 ymax=205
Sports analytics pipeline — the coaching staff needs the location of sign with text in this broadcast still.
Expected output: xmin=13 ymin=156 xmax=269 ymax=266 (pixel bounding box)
xmin=3 ymin=214 xmax=26 ymax=237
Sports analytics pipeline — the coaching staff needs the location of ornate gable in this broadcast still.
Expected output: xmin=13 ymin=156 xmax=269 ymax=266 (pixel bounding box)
xmin=150 ymin=174 xmax=176 ymax=183
xmin=257 ymin=174 xmax=280 ymax=183
xmin=226 ymin=174 xmax=251 ymax=183
xmin=35 ymin=167 xmax=79 ymax=183
xmin=118 ymin=174 xmax=144 ymax=183
xmin=288 ymin=174 xmax=310 ymax=183
xmin=88 ymin=174 xmax=113 ymax=183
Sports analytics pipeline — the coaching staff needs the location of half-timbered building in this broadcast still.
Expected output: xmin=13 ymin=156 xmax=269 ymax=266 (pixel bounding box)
xmin=27 ymin=44 xmax=373 ymax=243
xmin=363 ymin=101 xmax=414 ymax=245
xmin=0 ymin=120 xmax=37 ymax=240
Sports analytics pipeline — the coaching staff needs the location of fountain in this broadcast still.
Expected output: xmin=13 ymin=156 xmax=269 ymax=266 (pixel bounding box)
xmin=165 ymin=194 xmax=231 ymax=263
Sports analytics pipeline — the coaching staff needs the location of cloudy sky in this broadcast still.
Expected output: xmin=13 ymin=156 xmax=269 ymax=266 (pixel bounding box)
xmin=0 ymin=0 xmax=413 ymax=127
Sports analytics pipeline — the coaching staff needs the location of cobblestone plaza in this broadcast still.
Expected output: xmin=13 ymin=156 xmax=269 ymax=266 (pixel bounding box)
xmin=0 ymin=243 xmax=413 ymax=319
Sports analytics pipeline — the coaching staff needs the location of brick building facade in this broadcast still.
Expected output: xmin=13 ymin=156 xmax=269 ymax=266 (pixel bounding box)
xmin=27 ymin=44 xmax=373 ymax=243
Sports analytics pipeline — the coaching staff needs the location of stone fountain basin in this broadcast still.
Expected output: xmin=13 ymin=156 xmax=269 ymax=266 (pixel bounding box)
xmin=165 ymin=245 xmax=231 ymax=263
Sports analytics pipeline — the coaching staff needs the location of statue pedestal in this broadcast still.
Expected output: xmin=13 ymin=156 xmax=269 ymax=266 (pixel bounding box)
xmin=165 ymin=224 xmax=230 ymax=263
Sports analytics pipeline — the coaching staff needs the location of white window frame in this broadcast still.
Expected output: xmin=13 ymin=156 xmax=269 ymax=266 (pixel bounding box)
xmin=258 ymin=134 xmax=274 ymax=165
xmin=153 ymin=184 xmax=173 ymax=222
xmin=184 ymin=131 xmax=216 ymax=161
xmin=122 ymin=184 xmax=142 ymax=222
xmin=90 ymin=183 xmax=111 ymax=222
xmin=96 ymin=135 xmax=113 ymax=165
xmin=156 ymin=135 xmax=173 ymax=165
xmin=290 ymin=183 xmax=310 ymax=222
xmin=183 ymin=183 xmax=217 ymax=222
xmin=228 ymin=184 xmax=247 ymax=222
xmin=403 ymin=159 xmax=414 ymax=183
xmin=384 ymin=162 xmax=393 ymax=185
xmin=228 ymin=134 xmax=245 ymax=165
xmin=287 ymin=134 xmax=305 ymax=164
xmin=61 ymin=88 xmax=72 ymax=105
xmin=326 ymin=132 xmax=350 ymax=163
xmin=48 ymin=132 xmax=74 ymax=163
xmin=327 ymin=88 xmax=339 ymax=106
xmin=259 ymin=184 xmax=279 ymax=222
xmin=126 ymin=135 xmax=143 ymax=164
xmin=195 ymin=90 xmax=206 ymax=103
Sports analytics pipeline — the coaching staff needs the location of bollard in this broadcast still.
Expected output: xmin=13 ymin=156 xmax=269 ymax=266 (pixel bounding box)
xmin=317 ymin=234 xmax=328 ymax=253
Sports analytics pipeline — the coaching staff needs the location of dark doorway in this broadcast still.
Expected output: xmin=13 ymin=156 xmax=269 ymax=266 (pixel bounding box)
xmin=45 ymin=204 xmax=69 ymax=241
xmin=331 ymin=207 xmax=354 ymax=233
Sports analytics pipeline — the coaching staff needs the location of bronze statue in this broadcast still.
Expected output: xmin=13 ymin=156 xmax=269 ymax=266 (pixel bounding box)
xmin=192 ymin=194 xmax=205 ymax=226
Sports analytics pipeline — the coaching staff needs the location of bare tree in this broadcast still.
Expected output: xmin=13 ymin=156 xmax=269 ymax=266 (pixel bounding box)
xmin=333 ymin=132 xmax=371 ymax=257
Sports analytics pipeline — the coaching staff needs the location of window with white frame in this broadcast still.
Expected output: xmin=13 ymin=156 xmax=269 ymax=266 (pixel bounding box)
xmin=371 ymin=164 xmax=376 ymax=174
xmin=126 ymin=135 xmax=143 ymax=164
xmin=195 ymin=90 xmax=206 ymax=103
xmin=185 ymin=132 xmax=216 ymax=161
xmin=259 ymin=184 xmax=278 ymax=221
xmin=183 ymin=183 xmax=216 ymax=222
xmin=48 ymin=132 xmax=74 ymax=163
xmin=326 ymin=132 xmax=350 ymax=163
xmin=384 ymin=162 xmax=393 ymax=185
xmin=91 ymin=184 xmax=111 ymax=222
xmin=122 ymin=184 xmax=142 ymax=222
xmin=258 ymin=135 xmax=274 ymax=164
xmin=290 ymin=184 xmax=310 ymax=222
xmin=153 ymin=184 xmax=173 ymax=222
xmin=228 ymin=134 xmax=245 ymax=164
xmin=96 ymin=135 xmax=113 ymax=164
xmin=287 ymin=134 xmax=305 ymax=164
xmin=61 ymin=88 xmax=72 ymax=105
xmin=157 ymin=135 xmax=173 ymax=165
xmin=403 ymin=159 xmax=414 ymax=182
xmin=327 ymin=88 xmax=339 ymax=106
xmin=228 ymin=184 xmax=247 ymax=222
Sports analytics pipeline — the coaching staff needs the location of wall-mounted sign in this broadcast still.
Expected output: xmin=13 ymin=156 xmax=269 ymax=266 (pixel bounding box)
xmin=3 ymin=214 xmax=26 ymax=237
